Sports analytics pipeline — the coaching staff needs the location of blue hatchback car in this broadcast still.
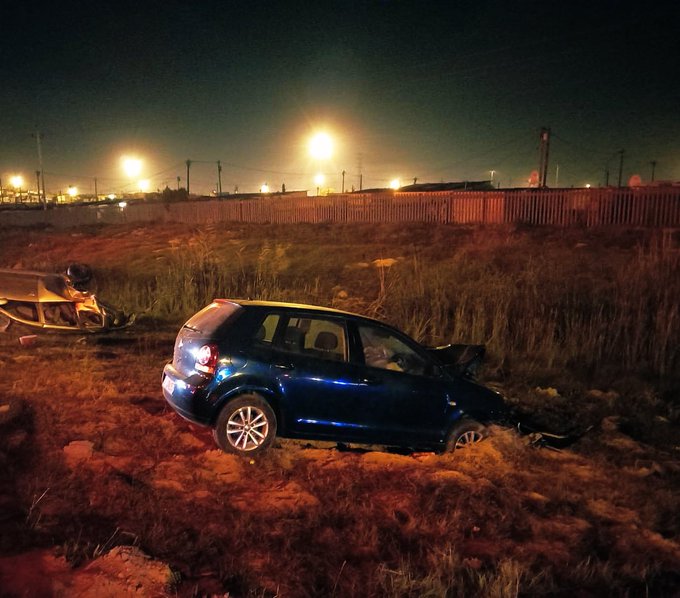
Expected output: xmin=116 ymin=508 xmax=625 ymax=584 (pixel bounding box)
xmin=162 ymin=300 xmax=508 ymax=455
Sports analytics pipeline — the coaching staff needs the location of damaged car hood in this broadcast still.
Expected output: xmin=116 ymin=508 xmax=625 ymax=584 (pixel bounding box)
xmin=426 ymin=343 xmax=486 ymax=378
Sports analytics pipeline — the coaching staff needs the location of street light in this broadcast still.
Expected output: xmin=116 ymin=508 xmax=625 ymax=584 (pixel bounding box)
xmin=389 ymin=178 xmax=400 ymax=190
xmin=121 ymin=156 xmax=143 ymax=178
xmin=309 ymin=132 xmax=333 ymax=160
xmin=67 ymin=186 xmax=78 ymax=198
xmin=314 ymin=173 xmax=325 ymax=196
xmin=260 ymin=183 xmax=269 ymax=193
xmin=138 ymin=179 xmax=150 ymax=192
xmin=11 ymin=175 xmax=24 ymax=201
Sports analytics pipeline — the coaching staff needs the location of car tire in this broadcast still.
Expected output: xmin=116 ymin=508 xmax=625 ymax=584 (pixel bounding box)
xmin=213 ymin=394 xmax=277 ymax=456
xmin=445 ymin=419 xmax=487 ymax=452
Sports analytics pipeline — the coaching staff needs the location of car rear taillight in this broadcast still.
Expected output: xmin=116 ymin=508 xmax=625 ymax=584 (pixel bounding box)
xmin=195 ymin=344 xmax=219 ymax=374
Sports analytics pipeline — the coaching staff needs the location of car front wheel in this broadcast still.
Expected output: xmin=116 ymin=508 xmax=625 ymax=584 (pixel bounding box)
xmin=213 ymin=394 xmax=277 ymax=456
xmin=445 ymin=419 xmax=486 ymax=452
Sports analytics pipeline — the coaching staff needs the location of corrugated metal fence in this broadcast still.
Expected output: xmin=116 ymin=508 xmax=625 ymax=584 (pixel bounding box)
xmin=2 ymin=187 xmax=680 ymax=228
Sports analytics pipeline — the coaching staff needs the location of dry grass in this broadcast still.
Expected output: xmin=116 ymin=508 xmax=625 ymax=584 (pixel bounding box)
xmin=0 ymin=222 xmax=679 ymax=596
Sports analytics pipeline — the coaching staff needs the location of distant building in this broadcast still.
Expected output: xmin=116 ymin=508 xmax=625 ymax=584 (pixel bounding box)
xmin=353 ymin=181 xmax=496 ymax=193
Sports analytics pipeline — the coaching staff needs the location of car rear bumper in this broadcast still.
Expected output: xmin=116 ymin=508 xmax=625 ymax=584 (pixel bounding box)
xmin=162 ymin=363 xmax=213 ymax=426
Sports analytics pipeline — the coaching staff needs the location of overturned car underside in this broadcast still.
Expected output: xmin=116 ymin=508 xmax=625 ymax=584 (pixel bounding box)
xmin=0 ymin=267 xmax=133 ymax=333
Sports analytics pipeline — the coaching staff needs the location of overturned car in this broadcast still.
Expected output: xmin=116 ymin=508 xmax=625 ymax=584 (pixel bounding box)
xmin=0 ymin=268 xmax=133 ymax=333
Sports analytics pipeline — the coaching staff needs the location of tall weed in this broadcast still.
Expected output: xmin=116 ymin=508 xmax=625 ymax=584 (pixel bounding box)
xmin=92 ymin=225 xmax=679 ymax=379
xmin=378 ymin=247 xmax=680 ymax=379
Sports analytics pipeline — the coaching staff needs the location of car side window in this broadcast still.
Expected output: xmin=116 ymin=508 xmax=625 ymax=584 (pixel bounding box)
xmin=43 ymin=302 xmax=78 ymax=326
xmin=77 ymin=306 xmax=105 ymax=328
xmin=358 ymin=325 xmax=428 ymax=376
xmin=3 ymin=301 xmax=39 ymax=323
xmin=254 ymin=313 xmax=280 ymax=345
xmin=282 ymin=317 xmax=347 ymax=362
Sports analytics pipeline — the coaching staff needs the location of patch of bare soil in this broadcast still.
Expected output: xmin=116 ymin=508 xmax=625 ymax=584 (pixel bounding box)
xmin=0 ymin=546 xmax=174 ymax=597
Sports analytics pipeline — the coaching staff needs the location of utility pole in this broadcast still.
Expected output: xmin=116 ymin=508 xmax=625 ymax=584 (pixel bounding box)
xmin=177 ymin=176 xmax=181 ymax=190
xmin=555 ymin=164 xmax=559 ymax=187
xmin=650 ymin=160 xmax=657 ymax=182
xmin=341 ymin=170 xmax=346 ymax=193
xmin=34 ymin=130 xmax=46 ymax=208
xmin=538 ymin=127 xmax=551 ymax=188
xmin=185 ymin=159 xmax=192 ymax=195
xmin=605 ymin=165 xmax=610 ymax=187
xmin=357 ymin=153 xmax=363 ymax=191
xmin=217 ymin=160 xmax=222 ymax=196
xmin=94 ymin=177 xmax=98 ymax=201
xmin=35 ymin=171 xmax=41 ymax=203
xmin=617 ymin=150 xmax=625 ymax=187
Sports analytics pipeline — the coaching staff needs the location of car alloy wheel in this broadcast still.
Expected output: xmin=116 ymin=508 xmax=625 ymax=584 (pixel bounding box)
xmin=227 ymin=405 xmax=269 ymax=451
xmin=445 ymin=418 xmax=487 ymax=452
xmin=454 ymin=429 xmax=484 ymax=449
xmin=213 ymin=393 xmax=277 ymax=456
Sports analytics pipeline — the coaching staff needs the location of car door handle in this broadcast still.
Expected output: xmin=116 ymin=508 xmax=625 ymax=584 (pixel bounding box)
xmin=274 ymin=362 xmax=295 ymax=371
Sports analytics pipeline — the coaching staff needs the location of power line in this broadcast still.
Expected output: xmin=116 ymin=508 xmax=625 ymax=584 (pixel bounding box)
xmin=420 ymin=132 xmax=530 ymax=179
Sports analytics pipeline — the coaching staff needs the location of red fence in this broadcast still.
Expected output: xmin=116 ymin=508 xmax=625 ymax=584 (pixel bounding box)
xmin=2 ymin=187 xmax=680 ymax=228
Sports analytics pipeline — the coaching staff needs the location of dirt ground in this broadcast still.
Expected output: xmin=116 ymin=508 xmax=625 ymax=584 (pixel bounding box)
xmin=0 ymin=223 xmax=679 ymax=597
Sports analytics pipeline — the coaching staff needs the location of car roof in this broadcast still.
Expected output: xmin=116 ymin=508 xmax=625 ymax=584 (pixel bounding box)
xmin=215 ymin=298 xmax=384 ymax=325
xmin=0 ymin=269 xmax=77 ymax=303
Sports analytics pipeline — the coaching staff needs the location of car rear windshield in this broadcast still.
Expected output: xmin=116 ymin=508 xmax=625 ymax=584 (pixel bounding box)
xmin=183 ymin=301 xmax=242 ymax=334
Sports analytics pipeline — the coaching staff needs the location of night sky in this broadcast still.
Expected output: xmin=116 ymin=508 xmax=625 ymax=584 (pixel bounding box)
xmin=1 ymin=1 xmax=678 ymax=195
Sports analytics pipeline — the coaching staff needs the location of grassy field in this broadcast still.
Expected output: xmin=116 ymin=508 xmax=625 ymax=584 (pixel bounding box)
xmin=0 ymin=222 xmax=678 ymax=596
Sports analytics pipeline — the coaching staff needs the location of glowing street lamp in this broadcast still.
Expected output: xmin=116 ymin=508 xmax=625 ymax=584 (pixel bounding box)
xmin=138 ymin=179 xmax=150 ymax=192
xmin=314 ymin=173 xmax=325 ymax=196
xmin=67 ymin=186 xmax=78 ymax=198
xmin=10 ymin=175 xmax=24 ymax=201
xmin=260 ymin=183 xmax=270 ymax=193
xmin=389 ymin=178 xmax=400 ymax=190
xmin=309 ymin=132 xmax=333 ymax=160
xmin=121 ymin=156 xmax=143 ymax=178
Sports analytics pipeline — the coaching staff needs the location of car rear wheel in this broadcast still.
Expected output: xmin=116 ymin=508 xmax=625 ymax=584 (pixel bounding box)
xmin=445 ymin=419 xmax=486 ymax=452
xmin=213 ymin=394 xmax=277 ymax=456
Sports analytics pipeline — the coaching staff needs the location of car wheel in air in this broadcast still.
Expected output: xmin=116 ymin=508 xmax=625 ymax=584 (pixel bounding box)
xmin=213 ymin=393 xmax=277 ymax=456
xmin=445 ymin=419 xmax=486 ymax=452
